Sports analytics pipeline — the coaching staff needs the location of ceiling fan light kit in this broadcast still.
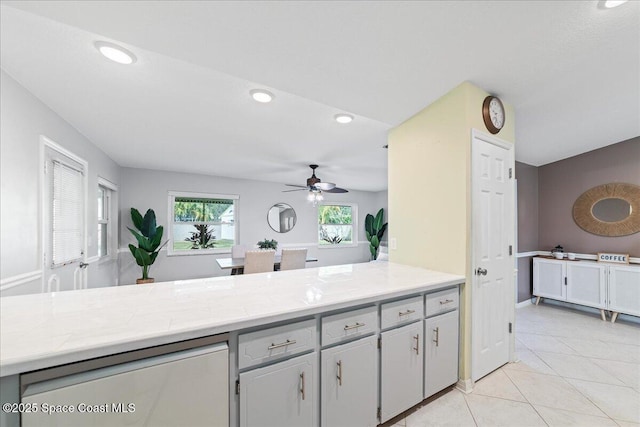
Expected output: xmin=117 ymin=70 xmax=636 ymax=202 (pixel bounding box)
xmin=284 ymin=164 xmax=349 ymax=204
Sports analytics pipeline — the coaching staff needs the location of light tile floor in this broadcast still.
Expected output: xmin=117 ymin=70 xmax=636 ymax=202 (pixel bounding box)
xmin=390 ymin=303 xmax=640 ymax=427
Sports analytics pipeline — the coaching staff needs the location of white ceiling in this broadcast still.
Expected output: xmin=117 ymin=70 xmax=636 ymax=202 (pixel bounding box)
xmin=1 ymin=1 xmax=639 ymax=191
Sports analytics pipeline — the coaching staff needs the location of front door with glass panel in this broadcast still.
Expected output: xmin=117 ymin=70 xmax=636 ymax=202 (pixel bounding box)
xmin=42 ymin=142 xmax=87 ymax=292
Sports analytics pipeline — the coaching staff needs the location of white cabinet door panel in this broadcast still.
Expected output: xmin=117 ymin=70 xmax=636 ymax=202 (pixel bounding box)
xmin=609 ymin=265 xmax=640 ymax=316
xmin=380 ymin=321 xmax=423 ymax=423
xmin=424 ymin=311 xmax=459 ymax=398
xmin=533 ymin=258 xmax=566 ymax=300
xmin=321 ymin=336 xmax=378 ymax=427
xmin=566 ymin=263 xmax=606 ymax=308
xmin=240 ymin=352 xmax=317 ymax=427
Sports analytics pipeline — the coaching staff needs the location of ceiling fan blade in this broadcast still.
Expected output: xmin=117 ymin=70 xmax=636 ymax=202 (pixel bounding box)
xmin=324 ymin=187 xmax=348 ymax=193
xmin=285 ymin=184 xmax=308 ymax=188
xmin=315 ymin=182 xmax=336 ymax=191
xmin=282 ymin=188 xmax=308 ymax=192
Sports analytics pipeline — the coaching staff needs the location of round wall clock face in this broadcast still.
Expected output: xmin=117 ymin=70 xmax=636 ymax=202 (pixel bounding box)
xmin=482 ymin=96 xmax=505 ymax=134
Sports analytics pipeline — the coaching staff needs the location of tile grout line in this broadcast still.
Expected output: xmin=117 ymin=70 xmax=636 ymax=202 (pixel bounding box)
xmin=461 ymin=390 xmax=480 ymax=427
xmin=500 ymin=367 xmax=550 ymax=426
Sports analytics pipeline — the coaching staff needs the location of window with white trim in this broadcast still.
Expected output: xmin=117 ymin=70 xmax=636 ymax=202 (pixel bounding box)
xmin=97 ymin=185 xmax=111 ymax=258
xmin=317 ymin=203 xmax=357 ymax=247
xmin=51 ymin=160 xmax=84 ymax=266
xmin=168 ymin=192 xmax=239 ymax=255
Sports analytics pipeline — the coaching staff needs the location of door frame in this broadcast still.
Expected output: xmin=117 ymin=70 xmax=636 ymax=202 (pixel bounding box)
xmin=470 ymin=128 xmax=516 ymax=381
xmin=39 ymin=135 xmax=89 ymax=292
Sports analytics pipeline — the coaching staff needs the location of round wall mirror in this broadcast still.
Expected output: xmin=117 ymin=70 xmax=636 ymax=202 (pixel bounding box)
xmin=268 ymin=203 xmax=297 ymax=233
xmin=592 ymin=198 xmax=632 ymax=223
xmin=573 ymin=183 xmax=640 ymax=236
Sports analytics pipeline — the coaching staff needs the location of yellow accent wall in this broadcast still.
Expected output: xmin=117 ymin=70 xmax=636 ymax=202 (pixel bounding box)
xmin=388 ymin=81 xmax=515 ymax=381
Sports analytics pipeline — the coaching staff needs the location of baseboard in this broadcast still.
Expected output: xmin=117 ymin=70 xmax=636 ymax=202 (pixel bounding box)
xmin=516 ymin=299 xmax=533 ymax=309
xmin=455 ymin=378 xmax=474 ymax=394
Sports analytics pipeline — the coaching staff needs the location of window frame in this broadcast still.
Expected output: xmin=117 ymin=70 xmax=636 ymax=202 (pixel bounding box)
xmin=317 ymin=202 xmax=358 ymax=249
xmin=97 ymin=177 xmax=118 ymax=261
xmin=167 ymin=191 xmax=239 ymax=256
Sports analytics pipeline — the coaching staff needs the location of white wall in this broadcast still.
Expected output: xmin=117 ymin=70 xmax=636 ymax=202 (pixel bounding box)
xmin=0 ymin=70 xmax=121 ymax=297
xmin=119 ymin=167 xmax=388 ymax=284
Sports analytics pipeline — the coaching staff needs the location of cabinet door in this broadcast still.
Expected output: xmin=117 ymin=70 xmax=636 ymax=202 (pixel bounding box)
xmin=239 ymin=352 xmax=317 ymax=427
xmin=321 ymin=336 xmax=378 ymax=427
xmin=566 ymin=263 xmax=606 ymax=308
xmin=609 ymin=265 xmax=640 ymax=316
xmin=380 ymin=321 xmax=423 ymax=423
xmin=424 ymin=310 xmax=459 ymax=399
xmin=533 ymin=258 xmax=566 ymax=300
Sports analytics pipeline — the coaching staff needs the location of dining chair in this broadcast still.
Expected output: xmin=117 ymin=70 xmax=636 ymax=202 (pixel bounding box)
xmin=243 ymin=250 xmax=276 ymax=274
xmin=232 ymin=244 xmax=248 ymax=258
xmin=279 ymin=248 xmax=308 ymax=271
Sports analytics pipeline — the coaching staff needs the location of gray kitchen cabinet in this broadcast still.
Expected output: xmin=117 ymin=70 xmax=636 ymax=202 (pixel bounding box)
xmin=424 ymin=310 xmax=459 ymax=398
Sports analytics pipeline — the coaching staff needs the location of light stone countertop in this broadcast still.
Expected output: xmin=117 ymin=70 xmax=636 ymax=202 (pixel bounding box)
xmin=0 ymin=262 xmax=464 ymax=377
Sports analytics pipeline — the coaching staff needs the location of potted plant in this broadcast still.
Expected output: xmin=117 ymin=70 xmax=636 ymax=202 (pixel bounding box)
xmin=257 ymin=238 xmax=278 ymax=250
xmin=365 ymin=208 xmax=388 ymax=260
xmin=128 ymin=208 xmax=167 ymax=284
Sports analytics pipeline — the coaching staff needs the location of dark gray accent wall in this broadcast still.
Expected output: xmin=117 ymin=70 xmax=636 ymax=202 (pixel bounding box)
xmin=515 ymin=161 xmax=539 ymax=303
xmin=538 ymin=137 xmax=640 ymax=256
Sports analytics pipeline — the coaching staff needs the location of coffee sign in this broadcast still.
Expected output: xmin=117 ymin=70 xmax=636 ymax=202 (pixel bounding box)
xmin=597 ymin=253 xmax=629 ymax=264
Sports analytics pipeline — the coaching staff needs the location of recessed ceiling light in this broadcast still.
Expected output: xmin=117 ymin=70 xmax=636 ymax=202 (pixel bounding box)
xmin=604 ymin=0 xmax=628 ymax=7
xmin=95 ymin=41 xmax=136 ymax=65
xmin=250 ymin=89 xmax=274 ymax=103
xmin=334 ymin=114 xmax=354 ymax=124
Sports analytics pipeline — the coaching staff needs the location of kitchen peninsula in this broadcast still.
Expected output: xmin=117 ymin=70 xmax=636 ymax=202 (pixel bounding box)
xmin=1 ymin=262 xmax=464 ymax=426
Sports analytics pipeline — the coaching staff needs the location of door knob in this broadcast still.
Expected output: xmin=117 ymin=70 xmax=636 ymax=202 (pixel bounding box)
xmin=475 ymin=267 xmax=488 ymax=276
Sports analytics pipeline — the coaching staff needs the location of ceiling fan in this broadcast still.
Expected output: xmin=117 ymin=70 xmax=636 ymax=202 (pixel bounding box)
xmin=283 ymin=165 xmax=349 ymax=195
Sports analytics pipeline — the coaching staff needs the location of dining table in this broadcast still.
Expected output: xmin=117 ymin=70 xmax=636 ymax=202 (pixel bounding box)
xmin=216 ymin=255 xmax=318 ymax=275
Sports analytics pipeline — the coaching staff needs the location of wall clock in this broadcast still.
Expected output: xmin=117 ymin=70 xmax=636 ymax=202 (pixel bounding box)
xmin=482 ymin=96 xmax=505 ymax=134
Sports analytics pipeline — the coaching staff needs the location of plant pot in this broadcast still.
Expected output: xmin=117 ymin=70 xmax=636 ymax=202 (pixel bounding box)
xmin=136 ymin=278 xmax=155 ymax=285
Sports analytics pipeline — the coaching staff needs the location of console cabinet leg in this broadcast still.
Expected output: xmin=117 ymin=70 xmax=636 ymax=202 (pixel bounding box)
xmin=611 ymin=312 xmax=619 ymax=323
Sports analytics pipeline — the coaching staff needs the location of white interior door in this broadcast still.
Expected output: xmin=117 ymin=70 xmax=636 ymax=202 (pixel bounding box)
xmin=42 ymin=137 xmax=88 ymax=293
xmin=471 ymin=130 xmax=514 ymax=382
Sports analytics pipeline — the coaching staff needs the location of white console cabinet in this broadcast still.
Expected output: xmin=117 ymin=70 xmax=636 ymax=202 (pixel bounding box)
xmin=533 ymin=258 xmax=639 ymax=322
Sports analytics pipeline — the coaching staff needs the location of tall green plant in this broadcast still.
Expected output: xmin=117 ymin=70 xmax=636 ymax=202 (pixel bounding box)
xmin=128 ymin=208 xmax=167 ymax=280
xmin=365 ymin=208 xmax=388 ymax=260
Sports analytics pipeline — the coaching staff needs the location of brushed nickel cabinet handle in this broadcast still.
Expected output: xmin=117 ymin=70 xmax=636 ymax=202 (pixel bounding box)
xmin=433 ymin=327 xmax=440 ymax=347
xmin=398 ymin=309 xmax=416 ymax=317
xmin=300 ymin=372 xmax=306 ymax=400
xmin=413 ymin=334 xmax=420 ymax=355
xmin=440 ymin=299 xmax=454 ymax=305
xmin=336 ymin=360 xmax=343 ymax=386
xmin=344 ymin=322 xmax=365 ymax=331
xmin=268 ymin=339 xmax=296 ymax=350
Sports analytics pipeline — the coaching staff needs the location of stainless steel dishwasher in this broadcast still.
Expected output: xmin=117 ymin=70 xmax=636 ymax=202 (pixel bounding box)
xmin=20 ymin=336 xmax=229 ymax=427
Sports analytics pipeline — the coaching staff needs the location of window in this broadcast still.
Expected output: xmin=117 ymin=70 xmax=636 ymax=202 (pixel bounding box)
xmin=318 ymin=204 xmax=357 ymax=247
xmin=97 ymin=186 xmax=110 ymax=258
xmin=168 ymin=191 xmax=239 ymax=255
xmin=51 ymin=160 xmax=84 ymax=266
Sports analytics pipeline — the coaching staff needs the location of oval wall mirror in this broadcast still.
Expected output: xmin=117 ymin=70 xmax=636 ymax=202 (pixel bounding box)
xmin=573 ymin=183 xmax=640 ymax=236
xmin=268 ymin=203 xmax=297 ymax=233
xmin=592 ymin=198 xmax=632 ymax=223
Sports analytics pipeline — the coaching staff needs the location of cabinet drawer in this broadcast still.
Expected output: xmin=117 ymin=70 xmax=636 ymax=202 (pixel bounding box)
xmin=381 ymin=296 xmax=424 ymax=330
xmin=239 ymin=319 xmax=316 ymax=369
xmin=322 ymin=306 xmax=377 ymax=347
xmin=425 ymin=287 xmax=459 ymax=317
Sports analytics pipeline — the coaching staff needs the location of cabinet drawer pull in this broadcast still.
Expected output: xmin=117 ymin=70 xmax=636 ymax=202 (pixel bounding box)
xmin=268 ymin=339 xmax=296 ymax=350
xmin=344 ymin=322 xmax=365 ymax=331
xmin=433 ymin=327 xmax=440 ymax=347
xmin=398 ymin=309 xmax=416 ymax=317
xmin=439 ymin=299 xmax=454 ymax=305
xmin=413 ymin=334 xmax=420 ymax=355
xmin=300 ymin=372 xmax=306 ymax=400
xmin=336 ymin=360 xmax=343 ymax=386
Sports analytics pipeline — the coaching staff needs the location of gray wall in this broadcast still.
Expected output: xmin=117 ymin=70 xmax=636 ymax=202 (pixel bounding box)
xmin=538 ymin=137 xmax=640 ymax=256
xmin=515 ymin=161 xmax=539 ymax=303
xmin=119 ymin=167 xmax=388 ymax=285
xmin=0 ymin=70 xmax=121 ymax=297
